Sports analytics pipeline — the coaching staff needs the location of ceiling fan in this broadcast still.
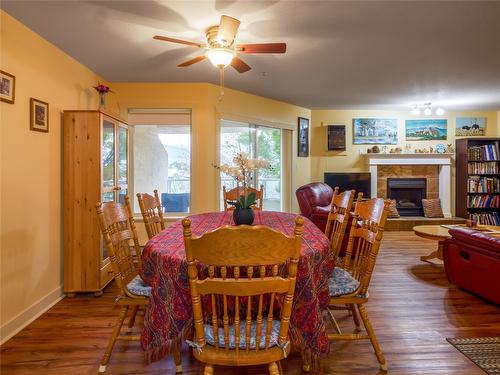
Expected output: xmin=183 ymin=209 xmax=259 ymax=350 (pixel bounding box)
xmin=153 ymin=15 xmax=286 ymax=73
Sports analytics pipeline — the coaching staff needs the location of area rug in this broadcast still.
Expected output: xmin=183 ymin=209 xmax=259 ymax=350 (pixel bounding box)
xmin=447 ymin=337 xmax=500 ymax=374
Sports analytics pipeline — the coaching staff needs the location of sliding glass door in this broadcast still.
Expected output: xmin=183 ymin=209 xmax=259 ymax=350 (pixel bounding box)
xmin=220 ymin=120 xmax=282 ymax=211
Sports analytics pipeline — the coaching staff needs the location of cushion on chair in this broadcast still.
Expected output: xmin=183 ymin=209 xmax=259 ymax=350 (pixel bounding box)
xmin=204 ymin=320 xmax=281 ymax=349
xmin=127 ymin=275 xmax=152 ymax=297
xmin=328 ymin=267 xmax=360 ymax=297
xmin=422 ymin=198 xmax=444 ymax=218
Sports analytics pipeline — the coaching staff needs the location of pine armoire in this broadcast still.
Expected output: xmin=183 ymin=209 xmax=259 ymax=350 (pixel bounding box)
xmin=63 ymin=110 xmax=129 ymax=296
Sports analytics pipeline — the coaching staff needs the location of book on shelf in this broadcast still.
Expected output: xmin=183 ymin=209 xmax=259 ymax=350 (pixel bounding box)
xmin=467 ymin=141 xmax=500 ymax=161
xmin=469 ymin=212 xmax=500 ymax=226
xmin=467 ymin=161 xmax=499 ymax=174
xmin=467 ymin=176 xmax=500 ymax=193
xmin=467 ymin=194 xmax=500 ymax=208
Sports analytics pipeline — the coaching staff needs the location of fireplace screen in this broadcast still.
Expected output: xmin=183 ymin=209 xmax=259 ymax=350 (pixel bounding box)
xmin=387 ymin=178 xmax=427 ymax=216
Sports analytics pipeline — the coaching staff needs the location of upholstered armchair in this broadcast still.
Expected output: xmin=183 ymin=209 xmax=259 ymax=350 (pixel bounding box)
xmin=295 ymin=182 xmax=333 ymax=232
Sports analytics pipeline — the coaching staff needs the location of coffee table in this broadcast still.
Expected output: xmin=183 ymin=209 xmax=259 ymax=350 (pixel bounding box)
xmin=413 ymin=225 xmax=451 ymax=262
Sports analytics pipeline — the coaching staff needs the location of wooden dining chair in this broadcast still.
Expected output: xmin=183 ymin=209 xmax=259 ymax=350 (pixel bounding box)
xmin=182 ymin=216 xmax=304 ymax=374
xmin=223 ymin=185 xmax=264 ymax=211
xmin=324 ymin=187 xmax=355 ymax=261
xmin=96 ymin=197 xmax=182 ymax=374
xmin=137 ymin=189 xmax=165 ymax=240
xmin=326 ymin=198 xmax=390 ymax=371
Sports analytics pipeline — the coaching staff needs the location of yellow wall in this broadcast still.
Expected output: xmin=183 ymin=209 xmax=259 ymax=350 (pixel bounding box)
xmin=310 ymin=109 xmax=499 ymax=213
xmin=0 ymin=12 xmax=310 ymax=341
xmin=0 ymin=11 xmax=104 ymax=342
xmin=113 ymin=83 xmax=311 ymax=215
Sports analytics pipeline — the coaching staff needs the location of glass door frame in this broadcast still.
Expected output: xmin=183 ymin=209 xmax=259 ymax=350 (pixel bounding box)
xmin=99 ymin=113 xmax=129 ymax=266
xmin=218 ymin=119 xmax=285 ymax=212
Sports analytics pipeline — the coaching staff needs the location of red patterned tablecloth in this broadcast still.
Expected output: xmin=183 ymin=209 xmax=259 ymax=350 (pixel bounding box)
xmin=140 ymin=210 xmax=333 ymax=367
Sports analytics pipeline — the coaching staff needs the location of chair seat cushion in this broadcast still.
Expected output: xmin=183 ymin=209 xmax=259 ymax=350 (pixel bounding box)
xmin=204 ymin=320 xmax=281 ymax=349
xmin=328 ymin=267 xmax=360 ymax=297
xmin=127 ymin=275 xmax=152 ymax=297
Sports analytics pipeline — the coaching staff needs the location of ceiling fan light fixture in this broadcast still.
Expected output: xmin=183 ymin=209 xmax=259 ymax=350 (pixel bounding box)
xmin=436 ymin=107 xmax=445 ymax=116
xmin=207 ymin=48 xmax=235 ymax=68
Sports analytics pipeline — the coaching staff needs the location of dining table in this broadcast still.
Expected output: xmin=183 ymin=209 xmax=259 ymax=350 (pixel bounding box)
xmin=140 ymin=210 xmax=334 ymax=371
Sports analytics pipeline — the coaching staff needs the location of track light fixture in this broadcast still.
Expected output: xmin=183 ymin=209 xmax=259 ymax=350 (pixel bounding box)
xmin=411 ymin=102 xmax=445 ymax=116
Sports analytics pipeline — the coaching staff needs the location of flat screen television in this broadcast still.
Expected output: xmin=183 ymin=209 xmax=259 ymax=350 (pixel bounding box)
xmin=324 ymin=172 xmax=371 ymax=198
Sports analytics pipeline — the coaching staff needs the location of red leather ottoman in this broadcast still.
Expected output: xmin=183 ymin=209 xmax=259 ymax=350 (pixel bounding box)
xmin=443 ymin=227 xmax=500 ymax=304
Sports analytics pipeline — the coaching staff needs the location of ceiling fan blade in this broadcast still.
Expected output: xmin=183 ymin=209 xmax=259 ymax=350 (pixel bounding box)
xmin=231 ymin=56 xmax=251 ymax=73
xmin=153 ymin=35 xmax=203 ymax=48
xmin=218 ymin=15 xmax=240 ymax=46
xmin=177 ymin=55 xmax=206 ymax=67
xmin=236 ymin=43 xmax=287 ymax=54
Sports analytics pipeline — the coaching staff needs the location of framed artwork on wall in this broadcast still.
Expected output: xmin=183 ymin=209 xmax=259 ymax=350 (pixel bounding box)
xmin=353 ymin=118 xmax=398 ymax=144
xmin=455 ymin=117 xmax=486 ymax=136
xmin=405 ymin=119 xmax=447 ymax=141
xmin=30 ymin=98 xmax=49 ymax=133
xmin=298 ymin=117 xmax=309 ymax=157
xmin=327 ymin=125 xmax=346 ymax=151
xmin=0 ymin=70 xmax=16 ymax=104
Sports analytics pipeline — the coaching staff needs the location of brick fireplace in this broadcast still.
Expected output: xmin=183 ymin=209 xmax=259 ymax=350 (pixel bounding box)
xmin=363 ymin=153 xmax=452 ymax=217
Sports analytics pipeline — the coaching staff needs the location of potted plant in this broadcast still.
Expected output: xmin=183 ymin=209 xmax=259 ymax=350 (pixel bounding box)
xmin=216 ymin=152 xmax=270 ymax=225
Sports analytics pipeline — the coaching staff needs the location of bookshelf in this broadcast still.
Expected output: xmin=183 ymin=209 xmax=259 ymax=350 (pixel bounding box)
xmin=455 ymin=138 xmax=500 ymax=225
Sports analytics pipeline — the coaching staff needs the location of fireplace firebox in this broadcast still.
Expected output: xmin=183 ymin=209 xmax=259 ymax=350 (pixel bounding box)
xmin=387 ymin=178 xmax=426 ymax=216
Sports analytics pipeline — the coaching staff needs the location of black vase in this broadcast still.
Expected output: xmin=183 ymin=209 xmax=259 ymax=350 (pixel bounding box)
xmin=233 ymin=207 xmax=254 ymax=226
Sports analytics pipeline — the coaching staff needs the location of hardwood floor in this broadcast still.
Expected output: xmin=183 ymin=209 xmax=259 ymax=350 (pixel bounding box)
xmin=1 ymin=232 xmax=499 ymax=374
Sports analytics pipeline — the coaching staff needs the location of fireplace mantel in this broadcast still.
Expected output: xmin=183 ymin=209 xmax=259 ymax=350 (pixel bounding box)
xmin=363 ymin=153 xmax=453 ymax=217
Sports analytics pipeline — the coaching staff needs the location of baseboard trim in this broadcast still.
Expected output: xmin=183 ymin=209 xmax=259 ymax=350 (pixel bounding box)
xmin=0 ymin=285 xmax=64 ymax=345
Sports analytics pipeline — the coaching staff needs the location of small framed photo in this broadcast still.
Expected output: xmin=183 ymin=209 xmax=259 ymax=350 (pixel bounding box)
xmin=30 ymin=98 xmax=49 ymax=133
xmin=297 ymin=117 xmax=309 ymax=157
xmin=0 ymin=70 xmax=16 ymax=104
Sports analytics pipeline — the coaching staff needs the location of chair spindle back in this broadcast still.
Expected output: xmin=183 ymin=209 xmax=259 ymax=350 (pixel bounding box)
xmin=96 ymin=196 xmax=142 ymax=297
xmin=223 ymin=185 xmax=264 ymax=211
xmin=182 ymin=217 xmax=304 ymax=354
xmin=343 ymin=197 xmax=389 ymax=296
xmin=137 ymin=190 xmax=165 ymax=239
xmin=324 ymin=187 xmax=355 ymax=259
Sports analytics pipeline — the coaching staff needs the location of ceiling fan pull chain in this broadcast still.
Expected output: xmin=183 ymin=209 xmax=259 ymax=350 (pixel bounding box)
xmin=219 ymin=65 xmax=225 ymax=101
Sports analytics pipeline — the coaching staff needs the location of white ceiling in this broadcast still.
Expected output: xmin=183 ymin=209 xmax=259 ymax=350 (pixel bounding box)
xmin=2 ymin=1 xmax=500 ymax=110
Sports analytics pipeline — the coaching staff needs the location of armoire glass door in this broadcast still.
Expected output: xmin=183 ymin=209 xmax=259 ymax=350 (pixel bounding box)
xmin=102 ymin=119 xmax=115 ymax=203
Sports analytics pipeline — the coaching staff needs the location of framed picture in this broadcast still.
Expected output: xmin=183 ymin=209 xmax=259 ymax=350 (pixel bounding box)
xmin=405 ymin=119 xmax=447 ymax=141
xmin=298 ymin=117 xmax=309 ymax=157
xmin=456 ymin=117 xmax=486 ymax=136
xmin=327 ymin=125 xmax=346 ymax=151
xmin=0 ymin=70 xmax=16 ymax=104
xmin=30 ymin=98 xmax=49 ymax=133
xmin=353 ymin=118 xmax=398 ymax=144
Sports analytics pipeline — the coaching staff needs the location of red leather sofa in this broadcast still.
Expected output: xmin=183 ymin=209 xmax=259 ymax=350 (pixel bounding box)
xmin=295 ymin=182 xmax=333 ymax=232
xmin=443 ymin=227 xmax=500 ymax=305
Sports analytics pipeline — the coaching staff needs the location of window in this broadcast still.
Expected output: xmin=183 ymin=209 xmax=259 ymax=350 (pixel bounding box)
xmin=129 ymin=110 xmax=191 ymax=214
xmin=220 ymin=120 xmax=282 ymax=211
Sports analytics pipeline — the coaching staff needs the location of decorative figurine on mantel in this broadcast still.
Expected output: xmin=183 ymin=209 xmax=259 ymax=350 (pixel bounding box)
xmin=446 ymin=144 xmax=454 ymax=153
xmin=389 ymin=147 xmax=403 ymax=153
